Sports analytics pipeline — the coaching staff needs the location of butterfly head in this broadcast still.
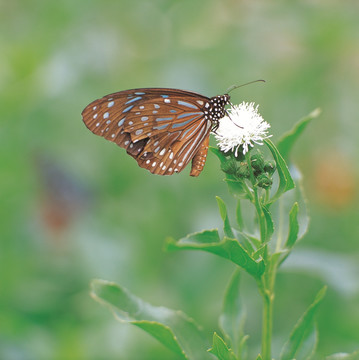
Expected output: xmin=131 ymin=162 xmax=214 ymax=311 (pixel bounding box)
xmin=205 ymin=94 xmax=230 ymax=123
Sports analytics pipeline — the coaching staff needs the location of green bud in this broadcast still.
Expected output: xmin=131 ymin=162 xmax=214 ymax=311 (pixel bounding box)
xmin=264 ymin=160 xmax=276 ymax=175
xmin=257 ymin=174 xmax=273 ymax=189
xmin=251 ymin=153 xmax=265 ymax=174
xmin=221 ymin=158 xmax=238 ymax=175
xmin=236 ymin=161 xmax=250 ymax=178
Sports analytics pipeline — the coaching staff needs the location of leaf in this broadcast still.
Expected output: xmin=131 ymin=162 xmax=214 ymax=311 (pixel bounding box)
xmin=285 ymin=202 xmax=299 ymax=249
xmin=219 ymin=269 xmax=246 ymax=357
xmin=236 ymin=200 xmax=244 ymax=230
xmin=264 ymin=139 xmax=295 ymax=205
xmin=262 ymin=205 xmax=274 ymax=241
xmin=216 ymin=196 xmax=235 ymax=238
xmin=91 ymin=279 xmax=213 ymax=360
xmin=280 ymin=286 xmax=327 ymax=360
xmin=210 ymin=146 xmax=229 ymax=167
xmin=277 ymin=108 xmax=321 ymax=162
xmin=326 ymin=351 xmax=359 ymax=360
xmin=208 ymin=333 xmax=237 ymax=360
xmin=224 ymin=179 xmax=250 ymax=199
xmin=273 ymin=164 xmax=310 ymax=266
xmin=165 ymin=230 xmax=265 ymax=279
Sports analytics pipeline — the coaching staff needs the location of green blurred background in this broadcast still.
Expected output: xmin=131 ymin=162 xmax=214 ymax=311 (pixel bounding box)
xmin=1 ymin=0 xmax=359 ymax=359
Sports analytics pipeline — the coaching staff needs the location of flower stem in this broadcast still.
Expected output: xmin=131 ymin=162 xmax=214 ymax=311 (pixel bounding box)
xmin=261 ymin=287 xmax=274 ymax=360
xmin=261 ymin=256 xmax=278 ymax=360
xmin=245 ymin=151 xmax=266 ymax=242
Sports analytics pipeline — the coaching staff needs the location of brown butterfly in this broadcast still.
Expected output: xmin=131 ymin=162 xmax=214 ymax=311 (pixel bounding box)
xmin=82 ymin=88 xmax=230 ymax=176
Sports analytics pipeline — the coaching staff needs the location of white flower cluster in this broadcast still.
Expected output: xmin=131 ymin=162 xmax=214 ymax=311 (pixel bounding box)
xmin=214 ymin=102 xmax=271 ymax=155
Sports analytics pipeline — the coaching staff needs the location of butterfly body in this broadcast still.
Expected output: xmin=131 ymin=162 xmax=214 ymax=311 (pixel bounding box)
xmin=82 ymin=88 xmax=230 ymax=176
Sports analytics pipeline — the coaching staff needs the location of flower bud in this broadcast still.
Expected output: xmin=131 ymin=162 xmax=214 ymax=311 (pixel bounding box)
xmin=221 ymin=158 xmax=238 ymax=175
xmin=251 ymin=152 xmax=265 ymax=176
xmin=236 ymin=162 xmax=250 ymax=178
xmin=257 ymin=174 xmax=273 ymax=189
xmin=264 ymin=160 xmax=276 ymax=175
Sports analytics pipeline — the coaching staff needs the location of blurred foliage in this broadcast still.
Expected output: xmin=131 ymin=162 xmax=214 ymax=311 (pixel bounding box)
xmin=1 ymin=0 xmax=359 ymax=359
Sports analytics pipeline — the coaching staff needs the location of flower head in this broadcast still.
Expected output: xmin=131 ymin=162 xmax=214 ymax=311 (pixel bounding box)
xmin=214 ymin=102 xmax=271 ymax=156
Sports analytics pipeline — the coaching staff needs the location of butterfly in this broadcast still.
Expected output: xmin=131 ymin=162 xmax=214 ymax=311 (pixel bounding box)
xmin=82 ymin=88 xmax=230 ymax=177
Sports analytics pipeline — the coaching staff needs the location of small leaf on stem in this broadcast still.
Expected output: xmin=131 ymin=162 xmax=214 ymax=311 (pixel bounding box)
xmin=216 ymin=196 xmax=235 ymax=238
xmin=208 ymin=333 xmax=238 ymax=360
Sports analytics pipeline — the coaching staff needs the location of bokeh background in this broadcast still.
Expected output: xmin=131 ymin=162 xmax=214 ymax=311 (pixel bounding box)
xmin=1 ymin=0 xmax=359 ymax=359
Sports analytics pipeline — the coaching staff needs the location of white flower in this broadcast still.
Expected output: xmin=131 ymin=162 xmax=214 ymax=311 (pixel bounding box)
xmin=214 ymin=102 xmax=271 ymax=156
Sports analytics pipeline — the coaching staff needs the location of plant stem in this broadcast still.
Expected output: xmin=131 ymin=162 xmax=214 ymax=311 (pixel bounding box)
xmin=261 ymin=288 xmax=273 ymax=360
xmin=260 ymin=255 xmax=278 ymax=360
xmin=245 ymin=152 xmax=266 ymax=242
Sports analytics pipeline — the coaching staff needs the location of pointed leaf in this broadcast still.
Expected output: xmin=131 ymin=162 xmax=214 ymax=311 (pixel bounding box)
xmin=224 ymin=179 xmax=250 ymax=199
xmin=280 ymin=286 xmax=327 ymax=360
xmin=219 ymin=269 xmax=246 ymax=356
xmin=91 ymin=280 xmax=213 ymax=360
xmin=264 ymin=139 xmax=295 ymax=205
xmin=236 ymin=200 xmax=244 ymax=230
xmin=210 ymin=146 xmax=229 ymax=166
xmin=165 ymin=230 xmax=265 ymax=279
xmin=285 ymin=202 xmax=299 ymax=249
xmin=262 ymin=205 xmax=274 ymax=241
xmin=277 ymin=108 xmax=321 ymax=162
xmin=256 ymin=355 xmax=263 ymax=360
xmin=216 ymin=196 xmax=235 ymax=238
xmin=208 ymin=333 xmax=237 ymax=360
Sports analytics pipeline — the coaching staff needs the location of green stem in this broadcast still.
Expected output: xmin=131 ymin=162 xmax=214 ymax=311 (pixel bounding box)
xmin=260 ymin=255 xmax=279 ymax=360
xmin=245 ymin=152 xmax=266 ymax=242
xmin=262 ymin=289 xmax=273 ymax=360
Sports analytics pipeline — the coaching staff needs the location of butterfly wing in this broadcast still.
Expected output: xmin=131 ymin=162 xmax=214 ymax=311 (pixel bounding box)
xmin=82 ymin=88 xmax=212 ymax=176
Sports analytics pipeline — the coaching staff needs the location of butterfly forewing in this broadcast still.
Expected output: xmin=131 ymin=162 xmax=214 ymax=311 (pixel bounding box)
xmin=82 ymin=88 xmax=228 ymax=176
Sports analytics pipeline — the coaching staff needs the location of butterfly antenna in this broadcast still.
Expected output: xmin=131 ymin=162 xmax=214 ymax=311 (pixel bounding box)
xmin=226 ymin=79 xmax=265 ymax=94
xmin=224 ymin=101 xmax=243 ymax=129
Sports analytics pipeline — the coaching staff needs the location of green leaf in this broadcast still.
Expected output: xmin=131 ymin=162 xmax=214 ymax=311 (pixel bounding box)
xmin=280 ymin=286 xmax=327 ymax=360
xmin=165 ymin=230 xmax=265 ymax=279
xmin=264 ymin=139 xmax=295 ymax=205
xmin=225 ymin=179 xmax=250 ymax=199
xmin=274 ymin=165 xmax=310 ymax=265
xmin=326 ymin=351 xmax=359 ymax=360
xmin=256 ymin=355 xmax=263 ymax=360
xmin=208 ymin=333 xmax=237 ymax=360
xmin=236 ymin=200 xmax=244 ymax=230
xmin=285 ymin=202 xmax=299 ymax=249
xmin=91 ymin=279 xmax=212 ymax=360
xmin=219 ymin=269 xmax=246 ymax=357
xmin=210 ymin=146 xmax=229 ymax=167
xmin=262 ymin=205 xmax=274 ymax=241
xmin=216 ymin=196 xmax=235 ymax=238
xmin=277 ymin=108 xmax=321 ymax=162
